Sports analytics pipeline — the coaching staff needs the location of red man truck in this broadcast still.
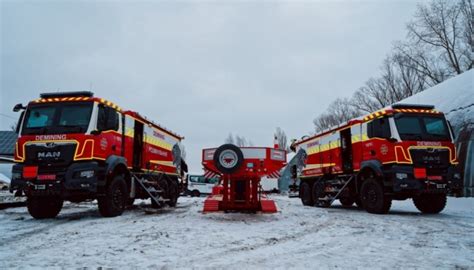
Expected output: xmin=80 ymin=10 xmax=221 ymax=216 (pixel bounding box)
xmin=10 ymin=91 xmax=187 ymax=219
xmin=291 ymin=104 xmax=462 ymax=214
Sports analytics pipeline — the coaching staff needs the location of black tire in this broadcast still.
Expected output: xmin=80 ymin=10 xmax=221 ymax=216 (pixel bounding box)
xmin=339 ymin=197 xmax=355 ymax=207
xmin=167 ymin=178 xmax=179 ymax=207
xmin=360 ymin=178 xmax=392 ymax=214
xmin=126 ymin=198 xmax=135 ymax=207
xmin=312 ymin=180 xmax=330 ymax=208
xmin=213 ymin=144 xmax=244 ymax=174
xmin=413 ymin=193 xmax=447 ymax=214
xmin=300 ymin=181 xmax=313 ymax=206
xmin=354 ymin=197 xmax=363 ymax=208
xmin=27 ymin=196 xmax=63 ymax=219
xmin=151 ymin=198 xmax=164 ymax=209
xmin=98 ymin=175 xmax=127 ymax=217
xmin=2 ymin=186 xmax=8 ymax=191
xmin=191 ymin=190 xmax=201 ymax=197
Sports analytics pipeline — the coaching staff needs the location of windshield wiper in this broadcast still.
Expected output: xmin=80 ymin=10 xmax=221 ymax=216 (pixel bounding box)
xmin=58 ymin=125 xmax=84 ymax=133
xmin=401 ymin=133 xmax=423 ymax=140
xmin=23 ymin=126 xmax=48 ymax=135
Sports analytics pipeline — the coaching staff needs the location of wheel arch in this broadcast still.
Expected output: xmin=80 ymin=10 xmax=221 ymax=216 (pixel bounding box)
xmin=105 ymin=155 xmax=131 ymax=191
xmin=357 ymin=160 xmax=384 ymax=193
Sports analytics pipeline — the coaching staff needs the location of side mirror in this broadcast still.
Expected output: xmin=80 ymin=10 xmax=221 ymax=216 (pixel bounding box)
xmin=13 ymin=103 xmax=26 ymax=112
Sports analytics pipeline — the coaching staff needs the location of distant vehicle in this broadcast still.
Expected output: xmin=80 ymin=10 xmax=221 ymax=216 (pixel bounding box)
xmin=186 ymin=175 xmax=219 ymax=197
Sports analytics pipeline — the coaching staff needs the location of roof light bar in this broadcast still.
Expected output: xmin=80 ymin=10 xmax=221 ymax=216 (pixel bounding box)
xmin=392 ymin=103 xmax=434 ymax=110
xmin=40 ymin=91 xmax=94 ymax=99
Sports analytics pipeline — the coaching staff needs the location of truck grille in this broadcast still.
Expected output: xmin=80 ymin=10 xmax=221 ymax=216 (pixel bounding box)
xmin=24 ymin=143 xmax=76 ymax=166
xmin=409 ymin=148 xmax=450 ymax=168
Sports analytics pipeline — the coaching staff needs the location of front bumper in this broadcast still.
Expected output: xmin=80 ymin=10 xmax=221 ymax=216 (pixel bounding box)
xmin=384 ymin=165 xmax=460 ymax=194
xmin=10 ymin=162 xmax=106 ymax=198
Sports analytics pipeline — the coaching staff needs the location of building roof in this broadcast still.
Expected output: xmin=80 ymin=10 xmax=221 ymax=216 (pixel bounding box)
xmin=0 ymin=131 xmax=17 ymax=156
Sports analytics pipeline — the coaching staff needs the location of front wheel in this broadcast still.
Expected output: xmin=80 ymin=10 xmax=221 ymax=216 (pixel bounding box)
xmin=413 ymin=193 xmax=447 ymax=214
xmin=191 ymin=190 xmax=201 ymax=198
xmin=360 ymin=178 xmax=391 ymax=214
xmin=98 ymin=175 xmax=127 ymax=217
xmin=27 ymin=196 xmax=63 ymax=219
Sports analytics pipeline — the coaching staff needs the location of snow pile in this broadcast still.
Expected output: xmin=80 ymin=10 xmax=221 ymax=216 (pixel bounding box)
xmin=0 ymin=196 xmax=473 ymax=269
xmin=397 ymin=69 xmax=474 ymax=132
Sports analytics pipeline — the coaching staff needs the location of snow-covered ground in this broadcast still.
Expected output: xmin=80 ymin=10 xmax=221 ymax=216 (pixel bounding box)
xmin=1 ymin=195 xmax=473 ymax=269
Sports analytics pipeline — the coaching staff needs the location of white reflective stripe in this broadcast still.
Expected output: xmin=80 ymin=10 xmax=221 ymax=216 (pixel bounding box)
xmin=204 ymin=149 xmax=216 ymax=160
xmin=242 ymin=148 xmax=266 ymax=159
xmin=271 ymin=149 xmax=285 ymax=161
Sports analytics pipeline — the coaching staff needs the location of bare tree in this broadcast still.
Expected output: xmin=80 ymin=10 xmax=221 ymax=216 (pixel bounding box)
xmin=225 ymin=133 xmax=235 ymax=144
xmin=312 ymin=0 xmax=472 ymax=133
xmin=274 ymin=127 xmax=288 ymax=151
xmin=235 ymin=135 xmax=248 ymax=147
xmin=225 ymin=133 xmax=253 ymax=147
xmin=406 ymin=0 xmax=472 ymax=75
xmin=313 ymin=98 xmax=361 ymax=132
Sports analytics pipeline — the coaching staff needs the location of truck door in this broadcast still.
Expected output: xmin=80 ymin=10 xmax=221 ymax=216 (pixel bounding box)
xmin=340 ymin=128 xmax=353 ymax=173
xmin=133 ymin=120 xmax=144 ymax=170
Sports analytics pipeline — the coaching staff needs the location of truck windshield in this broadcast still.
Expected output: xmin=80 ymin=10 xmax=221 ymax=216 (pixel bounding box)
xmin=22 ymin=102 xmax=93 ymax=135
xmin=394 ymin=114 xmax=451 ymax=141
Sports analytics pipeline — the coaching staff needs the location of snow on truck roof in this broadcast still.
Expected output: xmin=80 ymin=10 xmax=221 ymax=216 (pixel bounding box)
xmin=30 ymin=91 xmax=184 ymax=140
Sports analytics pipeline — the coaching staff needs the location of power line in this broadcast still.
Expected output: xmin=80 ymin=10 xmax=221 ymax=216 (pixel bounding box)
xmin=0 ymin=113 xmax=16 ymax=120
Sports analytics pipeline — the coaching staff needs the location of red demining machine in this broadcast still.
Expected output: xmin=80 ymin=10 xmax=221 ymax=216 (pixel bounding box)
xmin=201 ymin=144 xmax=286 ymax=213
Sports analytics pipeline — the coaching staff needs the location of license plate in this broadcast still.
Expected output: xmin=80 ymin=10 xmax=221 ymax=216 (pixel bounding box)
xmin=436 ymin=184 xmax=446 ymax=189
xmin=37 ymin=174 xmax=56 ymax=181
xmin=34 ymin=185 xmax=46 ymax=190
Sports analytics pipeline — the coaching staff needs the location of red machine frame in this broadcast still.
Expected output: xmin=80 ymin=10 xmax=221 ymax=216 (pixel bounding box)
xmin=201 ymin=145 xmax=286 ymax=213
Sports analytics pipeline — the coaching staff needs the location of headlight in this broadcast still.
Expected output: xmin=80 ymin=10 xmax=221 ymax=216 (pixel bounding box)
xmin=78 ymin=170 xmax=94 ymax=178
xmin=396 ymin=173 xmax=408 ymax=180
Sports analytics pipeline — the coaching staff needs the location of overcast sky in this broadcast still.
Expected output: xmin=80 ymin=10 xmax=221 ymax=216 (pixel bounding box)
xmin=1 ymin=0 xmax=424 ymax=172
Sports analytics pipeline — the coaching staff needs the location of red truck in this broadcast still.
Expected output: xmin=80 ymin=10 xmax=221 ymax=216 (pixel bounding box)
xmin=10 ymin=91 xmax=187 ymax=219
xmin=291 ymin=104 xmax=462 ymax=214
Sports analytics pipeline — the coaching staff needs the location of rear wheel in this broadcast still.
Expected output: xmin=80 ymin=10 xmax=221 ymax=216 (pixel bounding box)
xmin=312 ymin=181 xmax=330 ymax=208
xmin=413 ymin=193 xmax=447 ymax=214
xmin=126 ymin=198 xmax=135 ymax=207
xmin=27 ymin=196 xmax=63 ymax=219
xmin=339 ymin=197 xmax=355 ymax=207
xmin=354 ymin=197 xmax=363 ymax=208
xmin=360 ymin=178 xmax=391 ymax=214
xmin=167 ymin=178 xmax=179 ymax=207
xmin=98 ymin=175 xmax=127 ymax=217
xmin=300 ymin=181 xmax=313 ymax=206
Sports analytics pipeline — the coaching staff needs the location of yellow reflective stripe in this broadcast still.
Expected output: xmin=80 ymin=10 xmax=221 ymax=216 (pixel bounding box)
xmin=150 ymin=160 xmax=175 ymax=168
xmin=144 ymin=134 xmax=173 ymax=151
